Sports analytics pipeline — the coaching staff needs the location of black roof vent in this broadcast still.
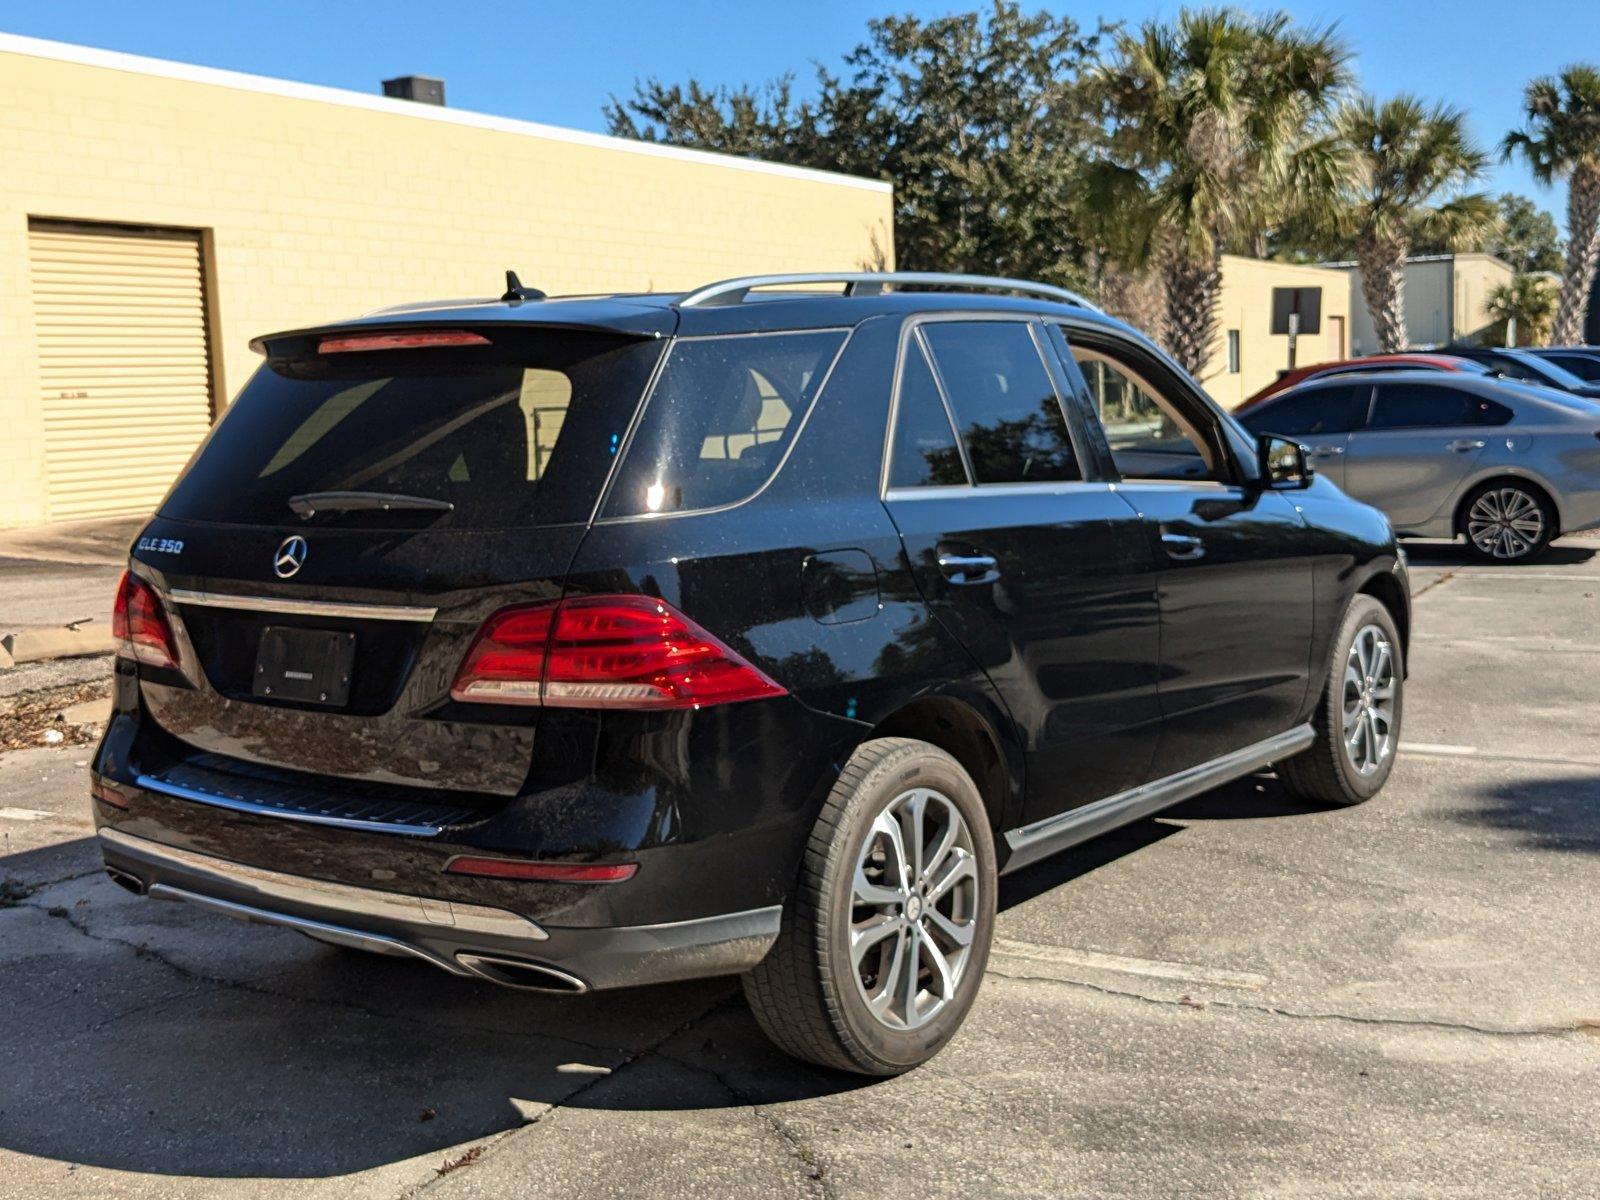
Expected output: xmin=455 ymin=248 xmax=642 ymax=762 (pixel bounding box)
xmin=382 ymin=75 xmax=445 ymax=106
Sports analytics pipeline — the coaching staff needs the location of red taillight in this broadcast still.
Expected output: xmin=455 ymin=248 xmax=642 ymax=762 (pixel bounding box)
xmin=317 ymin=330 xmax=490 ymax=354
xmin=111 ymin=571 xmax=179 ymax=669
xmin=450 ymin=594 xmax=787 ymax=710
xmin=443 ymin=855 xmax=638 ymax=884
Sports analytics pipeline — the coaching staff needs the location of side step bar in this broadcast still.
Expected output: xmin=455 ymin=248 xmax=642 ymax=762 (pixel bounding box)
xmin=1001 ymin=725 xmax=1315 ymax=874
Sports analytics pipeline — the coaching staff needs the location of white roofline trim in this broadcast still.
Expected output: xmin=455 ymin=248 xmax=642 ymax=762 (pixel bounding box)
xmin=0 ymin=32 xmax=893 ymax=195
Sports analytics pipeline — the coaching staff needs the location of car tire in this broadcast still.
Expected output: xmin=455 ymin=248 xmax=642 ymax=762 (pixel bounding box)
xmin=742 ymin=737 xmax=997 ymax=1076
xmin=1459 ymin=480 xmax=1555 ymax=563
xmin=1277 ymin=595 xmax=1404 ymax=807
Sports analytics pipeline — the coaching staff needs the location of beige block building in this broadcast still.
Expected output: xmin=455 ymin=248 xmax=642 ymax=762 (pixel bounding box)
xmin=1202 ymin=256 xmax=1353 ymax=409
xmin=1322 ymin=253 xmax=1514 ymax=355
xmin=0 ymin=35 xmax=894 ymax=529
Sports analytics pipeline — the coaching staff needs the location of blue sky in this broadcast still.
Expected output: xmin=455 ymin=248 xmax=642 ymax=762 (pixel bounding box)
xmin=2 ymin=0 xmax=1591 ymax=216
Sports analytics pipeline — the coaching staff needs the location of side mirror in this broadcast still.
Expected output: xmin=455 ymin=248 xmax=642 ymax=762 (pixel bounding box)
xmin=1258 ymin=434 xmax=1314 ymax=490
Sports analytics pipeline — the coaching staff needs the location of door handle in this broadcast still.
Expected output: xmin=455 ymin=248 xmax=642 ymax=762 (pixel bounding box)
xmin=936 ymin=552 xmax=999 ymax=585
xmin=1308 ymin=444 xmax=1344 ymax=457
xmin=1160 ymin=531 xmax=1205 ymax=561
xmin=1447 ymin=438 xmax=1486 ymax=453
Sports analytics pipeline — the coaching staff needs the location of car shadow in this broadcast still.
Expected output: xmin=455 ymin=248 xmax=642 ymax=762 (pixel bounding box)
xmin=0 ymin=768 xmax=1329 ymax=1181
xmin=1402 ymin=537 xmax=1598 ymax=568
xmin=1454 ymin=771 xmax=1600 ymax=855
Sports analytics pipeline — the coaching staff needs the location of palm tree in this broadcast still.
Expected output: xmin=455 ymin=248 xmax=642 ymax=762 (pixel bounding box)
xmin=1502 ymin=65 xmax=1600 ymax=346
xmin=1486 ymin=275 xmax=1558 ymax=345
xmin=1297 ymin=96 xmax=1496 ymax=353
xmin=1095 ymin=9 xmax=1350 ymax=376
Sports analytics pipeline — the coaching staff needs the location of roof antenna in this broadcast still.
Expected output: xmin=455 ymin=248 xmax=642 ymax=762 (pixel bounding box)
xmin=502 ymin=270 xmax=546 ymax=304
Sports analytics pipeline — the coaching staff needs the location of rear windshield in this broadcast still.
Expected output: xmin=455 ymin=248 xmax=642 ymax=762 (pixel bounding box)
xmin=161 ymin=330 xmax=664 ymax=528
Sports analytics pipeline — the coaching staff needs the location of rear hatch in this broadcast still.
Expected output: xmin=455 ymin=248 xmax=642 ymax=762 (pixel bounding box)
xmin=130 ymin=320 xmax=668 ymax=803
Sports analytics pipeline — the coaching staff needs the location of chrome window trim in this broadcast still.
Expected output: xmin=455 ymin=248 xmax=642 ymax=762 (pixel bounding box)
xmin=165 ymin=589 xmax=437 ymax=622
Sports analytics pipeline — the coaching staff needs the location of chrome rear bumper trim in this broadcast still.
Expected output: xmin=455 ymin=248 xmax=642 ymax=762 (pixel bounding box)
xmin=98 ymin=826 xmax=547 ymax=948
xmin=166 ymin=588 xmax=437 ymax=622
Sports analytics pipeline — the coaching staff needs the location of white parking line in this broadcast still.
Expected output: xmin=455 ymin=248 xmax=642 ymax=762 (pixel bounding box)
xmin=1442 ymin=573 xmax=1600 ymax=583
xmin=991 ymin=937 xmax=1268 ymax=990
xmin=1403 ymin=743 xmax=1600 ymax=768
xmin=0 ymin=807 xmax=52 ymax=822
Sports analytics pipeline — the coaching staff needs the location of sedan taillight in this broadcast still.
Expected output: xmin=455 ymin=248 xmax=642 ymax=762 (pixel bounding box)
xmin=111 ymin=571 xmax=180 ymax=669
xmin=450 ymin=595 xmax=786 ymax=710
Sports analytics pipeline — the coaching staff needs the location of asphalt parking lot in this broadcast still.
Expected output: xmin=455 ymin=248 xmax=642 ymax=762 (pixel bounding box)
xmin=1 ymin=537 xmax=1596 ymax=1199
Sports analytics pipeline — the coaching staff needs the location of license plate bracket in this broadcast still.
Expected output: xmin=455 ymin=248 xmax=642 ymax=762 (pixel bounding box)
xmin=252 ymin=626 xmax=356 ymax=706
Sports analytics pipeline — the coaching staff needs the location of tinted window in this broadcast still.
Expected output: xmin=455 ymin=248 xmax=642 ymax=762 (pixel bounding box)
xmin=162 ymin=330 xmax=664 ymax=529
xmin=1547 ymin=353 xmax=1600 ymax=383
xmin=920 ymin=323 xmax=1079 ymax=484
xmin=888 ymin=340 xmax=968 ymax=487
xmin=1072 ymin=349 xmax=1216 ymax=481
xmin=1369 ymin=385 xmax=1513 ymax=429
xmin=603 ymin=330 xmax=846 ymax=517
xmin=1240 ymin=385 xmax=1370 ymax=437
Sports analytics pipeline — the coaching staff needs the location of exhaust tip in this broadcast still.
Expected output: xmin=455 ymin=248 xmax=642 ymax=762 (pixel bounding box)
xmin=456 ymin=953 xmax=588 ymax=994
xmin=104 ymin=865 xmax=147 ymax=895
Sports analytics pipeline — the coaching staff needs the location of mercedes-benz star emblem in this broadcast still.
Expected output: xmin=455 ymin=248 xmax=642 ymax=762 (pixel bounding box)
xmin=274 ymin=535 xmax=308 ymax=579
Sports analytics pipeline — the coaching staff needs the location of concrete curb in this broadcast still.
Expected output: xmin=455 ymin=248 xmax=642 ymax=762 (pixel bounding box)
xmin=1 ymin=622 xmax=115 ymax=666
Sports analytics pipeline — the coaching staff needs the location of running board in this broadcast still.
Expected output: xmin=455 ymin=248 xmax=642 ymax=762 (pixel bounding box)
xmin=1000 ymin=725 xmax=1315 ymax=874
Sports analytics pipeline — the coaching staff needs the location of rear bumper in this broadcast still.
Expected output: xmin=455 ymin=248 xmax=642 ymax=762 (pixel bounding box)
xmin=99 ymin=826 xmax=780 ymax=992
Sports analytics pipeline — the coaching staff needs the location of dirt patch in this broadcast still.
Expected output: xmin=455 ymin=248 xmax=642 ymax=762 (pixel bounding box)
xmin=0 ymin=679 xmax=113 ymax=753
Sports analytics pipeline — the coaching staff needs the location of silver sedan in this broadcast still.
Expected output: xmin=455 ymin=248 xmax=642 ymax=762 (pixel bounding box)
xmin=1238 ymin=370 xmax=1600 ymax=562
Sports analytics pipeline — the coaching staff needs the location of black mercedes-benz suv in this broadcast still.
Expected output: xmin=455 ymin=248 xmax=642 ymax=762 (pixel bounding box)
xmin=92 ymin=271 xmax=1410 ymax=1075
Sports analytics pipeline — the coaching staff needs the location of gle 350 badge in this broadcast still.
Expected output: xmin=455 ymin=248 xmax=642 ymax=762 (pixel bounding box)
xmin=136 ymin=536 xmax=184 ymax=555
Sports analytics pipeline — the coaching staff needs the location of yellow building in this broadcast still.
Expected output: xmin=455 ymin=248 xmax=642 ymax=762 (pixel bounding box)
xmin=1203 ymin=256 xmax=1354 ymax=409
xmin=0 ymin=34 xmax=894 ymax=528
xmin=1322 ymin=253 xmax=1514 ymax=354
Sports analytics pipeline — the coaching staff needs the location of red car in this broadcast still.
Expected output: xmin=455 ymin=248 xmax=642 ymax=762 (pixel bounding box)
xmin=1235 ymin=353 xmax=1491 ymax=412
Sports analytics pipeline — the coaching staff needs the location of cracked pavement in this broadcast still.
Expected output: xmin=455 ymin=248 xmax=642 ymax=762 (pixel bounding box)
xmin=1 ymin=537 xmax=1597 ymax=1198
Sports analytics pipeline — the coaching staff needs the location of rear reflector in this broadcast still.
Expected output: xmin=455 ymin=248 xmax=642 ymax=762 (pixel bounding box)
xmin=91 ymin=779 xmax=130 ymax=810
xmin=444 ymin=855 xmax=638 ymax=883
xmin=317 ymin=330 xmax=491 ymax=354
xmin=111 ymin=571 xmax=179 ymax=669
xmin=450 ymin=594 xmax=787 ymax=710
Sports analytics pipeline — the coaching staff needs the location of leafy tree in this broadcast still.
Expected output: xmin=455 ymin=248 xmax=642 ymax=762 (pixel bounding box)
xmin=1091 ymin=9 xmax=1350 ymax=376
xmin=1293 ymin=96 xmax=1496 ymax=353
xmin=605 ymin=3 xmax=1108 ymax=289
xmin=1485 ymin=275 xmax=1558 ymax=345
xmin=1488 ymin=193 xmax=1565 ymax=274
xmin=1502 ymin=65 xmax=1600 ymax=345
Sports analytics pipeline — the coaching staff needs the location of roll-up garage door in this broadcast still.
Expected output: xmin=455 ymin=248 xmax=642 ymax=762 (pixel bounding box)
xmin=28 ymin=220 xmax=215 ymax=521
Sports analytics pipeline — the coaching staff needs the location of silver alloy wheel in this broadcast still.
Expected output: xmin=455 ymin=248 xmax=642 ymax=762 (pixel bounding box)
xmin=849 ymin=787 xmax=980 ymax=1031
xmin=1466 ymin=486 xmax=1545 ymax=560
xmin=1342 ymin=624 xmax=1397 ymax=777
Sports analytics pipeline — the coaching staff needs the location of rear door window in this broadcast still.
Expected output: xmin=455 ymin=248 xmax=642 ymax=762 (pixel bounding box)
xmin=1241 ymin=385 xmax=1372 ymax=437
xmin=161 ymin=330 xmax=664 ymax=528
xmin=602 ymin=330 xmax=847 ymax=517
xmin=887 ymin=338 xmax=969 ymax=488
xmin=1369 ymin=384 xmax=1513 ymax=429
xmin=919 ymin=321 xmax=1080 ymax=484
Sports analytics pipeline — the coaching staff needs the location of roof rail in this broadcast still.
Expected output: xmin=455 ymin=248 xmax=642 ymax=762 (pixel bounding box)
xmin=675 ymin=271 xmax=1101 ymax=311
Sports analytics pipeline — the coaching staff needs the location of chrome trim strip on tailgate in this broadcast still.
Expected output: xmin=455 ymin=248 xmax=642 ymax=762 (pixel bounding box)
xmin=166 ymin=588 xmax=437 ymax=622
xmin=134 ymin=772 xmax=451 ymax=837
xmin=1001 ymin=724 xmax=1316 ymax=874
